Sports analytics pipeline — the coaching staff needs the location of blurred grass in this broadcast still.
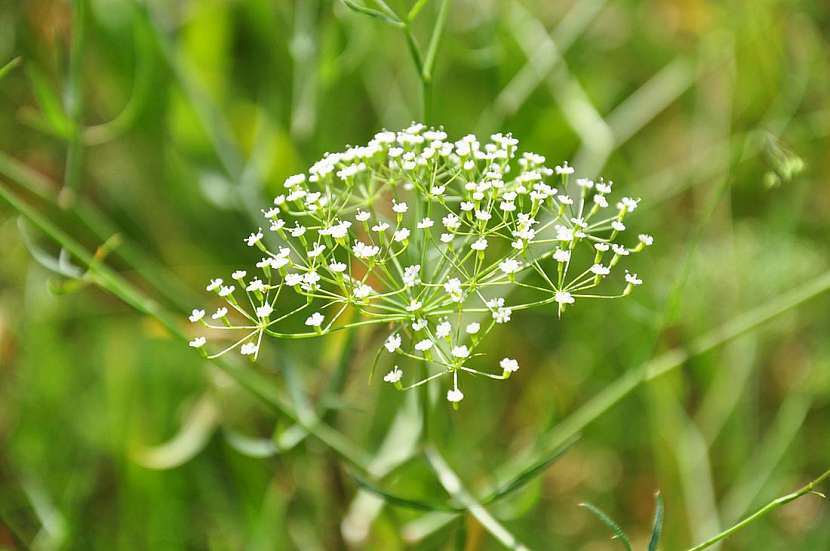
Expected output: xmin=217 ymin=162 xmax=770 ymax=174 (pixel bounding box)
xmin=2 ymin=0 xmax=830 ymax=549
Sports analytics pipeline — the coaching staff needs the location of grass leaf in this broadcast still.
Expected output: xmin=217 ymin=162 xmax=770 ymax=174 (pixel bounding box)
xmin=579 ymin=502 xmax=632 ymax=551
xmin=349 ymin=472 xmax=461 ymax=512
xmin=341 ymin=0 xmax=404 ymax=27
xmin=648 ymin=492 xmax=664 ymax=551
xmin=0 ymin=56 xmax=21 ymax=82
xmin=484 ymin=434 xmax=579 ymax=504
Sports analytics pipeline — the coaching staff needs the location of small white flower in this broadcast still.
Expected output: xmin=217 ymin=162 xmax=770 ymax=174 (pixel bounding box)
xmin=576 ymin=178 xmax=594 ymax=189
xmin=189 ymin=309 xmax=205 ymax=323
xmin=442 ymin=213 xmax=461 ymax=230
xmin=436 ymin=321 xmax=452 ymax=339
xmin=206 ymin=278 xmax=223 ymax=292
xmin=284 ymin=173 xmax=306 ymax=188
xmin=329 ymin=261 xmax=347 ymax=273
xmin=590 ymin=264 xmax=610 ymax=276
xmin=232 ymin=270 xmax=247 ymax=280
xmin=415 ymin=339 xmax=433 ymax=352
xmin=385 ymin=333 xmax=401 ymax=352
xmin=384 ymin=366 xmax=403 ymax=384
xmin=612 ymin=220 xmax=626 ymax=232
xmin=245 ymin=230 xmax=263 ymax=247
xmin=355 ymin=210 xmax=370 ymax=222
xmin=465 ymin=322 xmax=480 ymax=334
xmin=412 ymin=318 xmax=428 ymax=331
xmin=499 ymin=258 xmax=521 ymax=274
xmin=555 ymin=291 xmax=575 ymax=305
xmin=617 ymin=197 xmax=639 ymax=211
xmin=553 ymin=248 xmax=571 ymax=263
xmin=247 ymin=278 xmax=265 ymax=293
xmin=444 ymin=278 xmax=463 ymax=302
xmin=406 ymin=300 xmax=422 ymax=312
xmin=392 ymin=200 xmax=408 ymax=214
xmin=240 ymin=342 xmax=259 ymax=356
xmin=270 ymin=219 xmax=285 ymax=232
xmin=289 ymin=224 xmax=307 ymax=238
xmin=594 ymin=242 xmax=610 ymax=252
xmin=305 ymin=312 xmax=324 ymax=327
xmin=189 ymin=336 xmax=206 ymax=348
xmin=452 ymin=345 xmax=470 ymax=359
xmin=625 ymin=271 xmax=643 ymax=285
xmin=475 ymin=210 xmax=492 ymax=221
xmin=219 ymin=285 xmax=235 ymax=297
xmin=612 ymin=244 xmax=630 ymax=256
xmin=639 ymin=234 xmax=654 ymax=246
xmin=211 ymin=307 xmax=227 ymax=320
xmin=471 ymin=238 xmax=488 ymax=251
xmin=557 ymin=194 xmax=574 ymax=205
xmin=393 ymin=228 xmax=410 ymax=242
xmin=353 ymin=241 xmax=380 ymax=258
xmin=555 ymin=161 xmax=575 ymax=175
xmin=556 ymin=226 xmax=574 ymax=242
xmin=493 ymin=307 xmax=511 ymax=324
xmin=440 ymin=233 xmax=454 ymax=243
xmin=372 ymin=222 xmax=390 ymax=232
xmin=308 ymin=243 xmax=326 ymax=257
xmin=285 ymin=273 xmax=303 ymax=286
xmin=417 ymin=217 xmax=434 ymax=229
xmin=256 ymin=304 xmax=274 ymax=318
xmin=353 ymin=283 xmax=374 ymax=299
xmin=447 ymin=388 xmax=464 ymax=403
xmin=593 ymin=194 xmax=608 ymax=208
xmin=500 ymin=357 xmax=519 ymax=373
xmin=402 ymin=265 xmax=420 ymax=286
xmin=460 ymin=201 xmax=474 ymax=212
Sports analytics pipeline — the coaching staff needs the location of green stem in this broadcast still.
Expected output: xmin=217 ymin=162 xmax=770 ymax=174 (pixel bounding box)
xmin=686 ymin=466 xmax=830 ymax=551
xmin=59 ymin=0 xmax=86 ymax=208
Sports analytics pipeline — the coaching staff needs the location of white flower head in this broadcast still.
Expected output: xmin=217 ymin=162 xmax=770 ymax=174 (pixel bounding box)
xmin=305 ymin=312 xmax=324 ymax=327
xmin=245 ymin=230 xmax=263 ymax=247
xmin=500 ymin=357 xmax=519 ymax=373
xmin=189 ymin=336 xmax=206 ymax=348
xmin=189 ymin=309 xmax=205 ymax=323
xmin=385 ymin=333 xmax=401 ymax=352
xmin=447 ymin=388 xmax=464 ymax=403
xmin=384 ymin=366 xmax=403 ymax=384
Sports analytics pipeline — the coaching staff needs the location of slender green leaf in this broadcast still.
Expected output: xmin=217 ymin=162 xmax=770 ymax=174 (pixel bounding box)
xmin=24 ymin=64 xmax=72 ymax=138
xmin=648 ymin=492 xmax=664 ymax=551
xmin=341 ymin=0 xmax=404 ymax=27
xmin=579 ymin=502 xmax=632 ymax=551
xmin=485 ymin=434 xmax=579 ymax=504
xmin=421 ymin=0 xmax=450 ymax=80
xmin=407 ymin=0 xmax=431 ymax=22
xmin=348 ymin=472 xmax=460 ymax=512
xmin=0 ymin=56 xmax=21 ymax=82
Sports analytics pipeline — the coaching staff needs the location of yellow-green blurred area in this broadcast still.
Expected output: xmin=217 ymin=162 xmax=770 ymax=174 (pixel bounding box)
xmin=2 ymin=0 xmax=830 ymax=549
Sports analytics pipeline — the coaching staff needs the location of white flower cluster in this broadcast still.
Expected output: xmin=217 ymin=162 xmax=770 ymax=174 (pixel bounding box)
xmin=187 ymin=124 xmax=652 ymax=405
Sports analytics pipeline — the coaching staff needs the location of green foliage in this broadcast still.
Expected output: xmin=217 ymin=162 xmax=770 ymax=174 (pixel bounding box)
xmin=1 ymin=0 xmax=830 ymax=549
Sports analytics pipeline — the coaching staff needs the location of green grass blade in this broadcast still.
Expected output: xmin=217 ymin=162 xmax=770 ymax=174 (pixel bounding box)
xmin=579 ymin=502 xmax=632 ymax=551
xmin=24 ymin=64 xmax=72 ymax=138
xmin=421 ymin=0 xmax=450 ymax=81
xmin=349 ymin=472 xmax=461 ymax=512
xmin=426 ymin=446 xmax=530 ymax=550
xmin=341 ymin=0 xmax=404 ymax=27
xmin=407 ymin=0 xmax=431 ymax=22
xmin=648 ymin=492 xmax=664 ymax=551
xmin=484 ymin=434 xmax=579 ymax=504
xmin=0 ymin=56 xmax=21 ymax=82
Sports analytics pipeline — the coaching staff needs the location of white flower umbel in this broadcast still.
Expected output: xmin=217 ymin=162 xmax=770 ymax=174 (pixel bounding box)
xmin=188 ymin=124 xmax=653 ymax=406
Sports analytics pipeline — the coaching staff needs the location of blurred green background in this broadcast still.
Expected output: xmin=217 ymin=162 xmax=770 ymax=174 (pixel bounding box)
xmin=2 ymin=0 xmax=830 ymax=549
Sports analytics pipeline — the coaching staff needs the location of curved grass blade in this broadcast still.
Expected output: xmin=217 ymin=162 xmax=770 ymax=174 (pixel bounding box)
xmin=484 ymin=434 xmax=579 ymax=504
xmin=349 ymin=472 xmax=461 ymax=512
xmin=422 ymin=0 xmax=450 ymax=81
xmin=0 ymin=56 xmax=21 ymax=82
xmin=648 ymin=492 xmax=664 ymax=551
xmin=341 ymin=0 xmax=404 ymax=27
xmin=579 ymin=502 xmax=632 ymax=551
